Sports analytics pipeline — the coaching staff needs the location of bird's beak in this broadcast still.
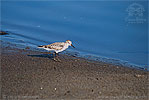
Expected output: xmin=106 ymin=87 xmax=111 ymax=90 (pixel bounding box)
xmin=71 ymin=44 xmax=75 ymax=48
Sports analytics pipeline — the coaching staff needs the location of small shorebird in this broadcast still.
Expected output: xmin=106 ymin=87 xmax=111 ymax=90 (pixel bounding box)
xmin=38 ymin=40 xmax=75 ymax=61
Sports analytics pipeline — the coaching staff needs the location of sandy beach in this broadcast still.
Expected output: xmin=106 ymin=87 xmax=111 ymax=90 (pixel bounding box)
xmin=0 ymin=42 xmax=148 ymax=100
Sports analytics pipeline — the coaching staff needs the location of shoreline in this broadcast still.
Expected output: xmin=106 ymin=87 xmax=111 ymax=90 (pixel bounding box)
xmin=1 ymin=38 xmax=147 ymax=72
xmin=1 ymin=30 xmax=148 ymax=71
xmin=1 ymin=41 xmax=148 ymax=100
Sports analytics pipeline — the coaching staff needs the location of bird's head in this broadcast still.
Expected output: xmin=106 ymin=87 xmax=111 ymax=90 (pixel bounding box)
xmin=65 ymin=40 xmax=75 ymax=48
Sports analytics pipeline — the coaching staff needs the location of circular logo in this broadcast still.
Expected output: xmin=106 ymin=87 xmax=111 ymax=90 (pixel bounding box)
xmin=125 ymin=3 xmax=146 ymax=24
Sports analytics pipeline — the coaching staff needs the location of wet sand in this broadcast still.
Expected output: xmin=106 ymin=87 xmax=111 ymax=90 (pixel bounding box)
xmin=0 ymin=44 xmax=148 ymax=100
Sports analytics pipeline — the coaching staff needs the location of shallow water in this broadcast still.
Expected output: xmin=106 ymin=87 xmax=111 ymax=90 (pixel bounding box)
xmin=1 ymin=1 xmax=148 ymax=70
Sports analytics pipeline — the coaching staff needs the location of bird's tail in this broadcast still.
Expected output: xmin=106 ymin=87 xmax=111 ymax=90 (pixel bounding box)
xmin=38 ymin=45 xmax=45 ymax=48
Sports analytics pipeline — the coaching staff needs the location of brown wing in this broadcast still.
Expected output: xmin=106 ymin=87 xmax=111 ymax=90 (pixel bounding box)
xmin=47 ymin=42 xmax=64 ymax=50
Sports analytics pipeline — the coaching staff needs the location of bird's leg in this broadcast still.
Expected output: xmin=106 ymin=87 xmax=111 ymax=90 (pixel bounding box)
xmin=53 ymin=52 xmax=56 ymax=60
xmin=56 ymin=53 xmax=61 ymax=62
xmin=53 ymin=52 xmax=61 ymax=62
xmin=54 ymin=52 xmax=58 ymax=58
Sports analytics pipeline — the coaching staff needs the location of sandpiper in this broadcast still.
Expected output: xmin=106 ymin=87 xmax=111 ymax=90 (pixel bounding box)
xmin=38 ymin=40 xmax=75 ymax=61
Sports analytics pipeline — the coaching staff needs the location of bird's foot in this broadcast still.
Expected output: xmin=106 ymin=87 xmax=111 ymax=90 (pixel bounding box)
xmin=53 ymin=57 xmax=61 ymax=62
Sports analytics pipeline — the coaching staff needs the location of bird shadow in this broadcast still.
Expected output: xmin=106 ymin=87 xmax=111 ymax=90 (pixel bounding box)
xmin=28 ymin=53 xmax=54 ymax=59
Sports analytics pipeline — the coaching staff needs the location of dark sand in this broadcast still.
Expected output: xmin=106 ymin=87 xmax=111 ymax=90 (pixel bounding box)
xmin=0 ymin=44 xmax=148 ymax=100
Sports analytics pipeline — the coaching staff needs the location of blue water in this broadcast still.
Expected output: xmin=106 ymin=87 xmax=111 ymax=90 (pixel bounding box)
xmin=1 ymin=1 xmax=148 ymax=70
